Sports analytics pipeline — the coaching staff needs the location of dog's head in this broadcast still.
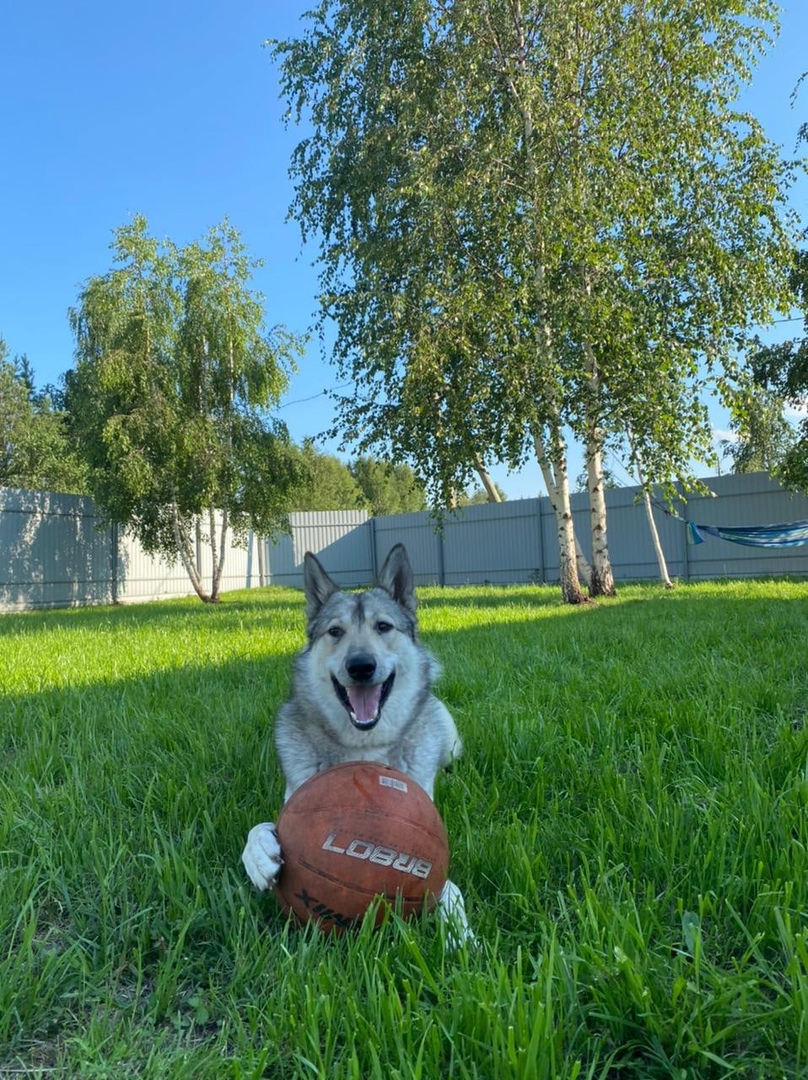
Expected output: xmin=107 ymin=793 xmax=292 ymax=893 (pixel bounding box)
xmin=302 ymin=544 xmax=423 ymax=733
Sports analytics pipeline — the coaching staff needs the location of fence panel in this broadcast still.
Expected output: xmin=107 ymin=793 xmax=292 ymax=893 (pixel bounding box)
xmin=0 ymin=488 xmax=113 ymax=611
xmin=680 ymin=474 xmax=808 ymax=580
xmin=574 ymin=486 xmax=689 ymax=582
xmin=366 ymin=473 xmax=808 ymax=587
xmin=442 ymin=500 xmax=546 ymax=585
xmin=267 ymin=511 xmax=372 ymax=588
xmin=373 ymin=512 xmax=444 ymax=585
xmin=4 ymin=473 xmax=808 ymax=612
xmin=0 ymin=490 xmax=265 ymax=611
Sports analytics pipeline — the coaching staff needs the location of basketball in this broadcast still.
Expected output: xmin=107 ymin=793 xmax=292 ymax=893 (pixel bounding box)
xmin=274 ymin=761 xmax=449 ymax=933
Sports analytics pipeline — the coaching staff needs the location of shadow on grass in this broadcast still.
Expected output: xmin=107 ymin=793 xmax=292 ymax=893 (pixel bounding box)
xmin=0 ymin=587 xmax=307 ymax=638
xmin=2 ymin=581 xmax=807 ymax=1075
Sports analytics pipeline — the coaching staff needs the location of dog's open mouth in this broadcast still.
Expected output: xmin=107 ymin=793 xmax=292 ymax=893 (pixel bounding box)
xmin=331 ymin=673 xmax=395 ymax=730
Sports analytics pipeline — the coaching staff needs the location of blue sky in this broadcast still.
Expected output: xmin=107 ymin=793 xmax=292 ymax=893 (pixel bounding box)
xmin=1 ymin=1 xmax=806 ymax=499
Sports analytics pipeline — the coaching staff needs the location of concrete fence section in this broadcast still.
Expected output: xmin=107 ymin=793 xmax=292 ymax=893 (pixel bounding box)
xmin=2 ymin=472 xmax=808 ymax=611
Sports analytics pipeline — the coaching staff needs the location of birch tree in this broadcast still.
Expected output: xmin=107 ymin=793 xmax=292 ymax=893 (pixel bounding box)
xmin=749 ymin=249 xmax=808 ymax=489
xmin=271 ymin=0 xmax=796 ymax=603
xmin=66 ymin=217 xmax=305 ymax=602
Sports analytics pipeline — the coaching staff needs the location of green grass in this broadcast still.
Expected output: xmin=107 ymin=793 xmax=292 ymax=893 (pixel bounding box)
xmin=1 ymin=579 xmax=806 ymax=1078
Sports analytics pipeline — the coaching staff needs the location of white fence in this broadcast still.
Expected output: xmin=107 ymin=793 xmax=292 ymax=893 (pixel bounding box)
xmin=0 ymin=488 xmax=265 ymax=612
xmin=2 ymin=472 xmax=808 ymax=611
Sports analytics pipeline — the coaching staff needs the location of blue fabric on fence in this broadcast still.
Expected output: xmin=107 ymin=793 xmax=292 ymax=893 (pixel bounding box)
xmin=687 ymin=519 xmax=808 ymax=548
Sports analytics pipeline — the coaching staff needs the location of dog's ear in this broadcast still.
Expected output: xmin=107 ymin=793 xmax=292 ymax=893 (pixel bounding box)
xmin=376 ymin=544 xmax=416 ymax=616
xmin=303 ymin=551 xmax=339 ymax=621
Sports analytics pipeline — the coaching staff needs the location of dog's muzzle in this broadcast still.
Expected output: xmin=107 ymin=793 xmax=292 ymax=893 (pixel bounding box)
xmin=331 ymin=659 xmax=395 ymax=730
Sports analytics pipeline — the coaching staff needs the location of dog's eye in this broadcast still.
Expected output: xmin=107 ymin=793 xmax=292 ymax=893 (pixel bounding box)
xmin=376 ymin=620 xmax=393 ymax=634
xmin=327 ymin=626 xmax=344 ymax=640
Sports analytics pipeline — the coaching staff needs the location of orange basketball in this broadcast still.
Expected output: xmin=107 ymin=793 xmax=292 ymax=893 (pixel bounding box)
xmin=274 ymin=761 xmax=449 ymax=933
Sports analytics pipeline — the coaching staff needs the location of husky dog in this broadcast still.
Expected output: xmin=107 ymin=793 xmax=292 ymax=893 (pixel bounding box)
xmin=241 ymin=544 xmax=471 ymax=942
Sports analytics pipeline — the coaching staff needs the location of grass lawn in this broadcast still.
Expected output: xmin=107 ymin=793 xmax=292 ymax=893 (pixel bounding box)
xmin=1 ymin=578 xmax=806 ymax=1078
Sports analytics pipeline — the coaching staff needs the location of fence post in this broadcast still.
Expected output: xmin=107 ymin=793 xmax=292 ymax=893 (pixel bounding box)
xmin=257 ymin=535 xmax=266 ymax=587
xmin=536 ymin=496 xmax=546 ymax=584
xmin=369 ymin=516 xmax=377 ymax=582
xmin=111 ymin=521 xmax=119 ymax=604
xmin=195 ymin=519 xmax=202 ymax=580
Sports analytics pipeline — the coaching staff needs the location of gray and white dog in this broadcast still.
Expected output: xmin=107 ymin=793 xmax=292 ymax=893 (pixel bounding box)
xmin=241 ymin=543 xmax=471 ymax=942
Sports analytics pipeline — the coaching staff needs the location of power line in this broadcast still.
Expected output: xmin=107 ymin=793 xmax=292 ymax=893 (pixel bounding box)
xmin=278 ymin=318 xmax=805 ymax=410
xmin=277 ymin=381 xmax=353 ymax=409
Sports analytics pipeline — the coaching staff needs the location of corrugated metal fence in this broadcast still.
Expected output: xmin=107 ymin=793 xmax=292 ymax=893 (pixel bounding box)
xmin=268 ymin=472 xmax=808 ymax=589
xmin=0 ymin=487 xmax=265 ymax=612
xmin=2 ymin=472 xmax=808 ymax=611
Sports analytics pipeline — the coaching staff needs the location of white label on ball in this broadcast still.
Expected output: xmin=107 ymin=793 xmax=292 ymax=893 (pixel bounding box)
xmin=379 ymin=775 xmax=408 ymax=793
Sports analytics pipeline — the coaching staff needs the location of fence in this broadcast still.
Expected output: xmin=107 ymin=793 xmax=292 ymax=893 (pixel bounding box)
xmin=266 ymin=472 xmax=808 ymax=589
xmin=0 ymin=487 xmax=265 ymax=612
xmin=2 ymin=472 xmax=808 ymax=611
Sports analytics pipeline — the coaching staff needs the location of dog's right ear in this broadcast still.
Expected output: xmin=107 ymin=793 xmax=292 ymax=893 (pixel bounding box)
xmin=303 ymin=551 xmax=339 ymax=621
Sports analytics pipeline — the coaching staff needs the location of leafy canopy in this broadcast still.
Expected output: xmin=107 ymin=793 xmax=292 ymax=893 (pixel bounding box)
xmin=0 ymin=339 xmax=86 ymax=493
xmin=749 ymin=249 xmax=808 ymax=489
xmin=271 ymin=0 xmax=798 ymax=505
xmin=66 ymin=217 xmax=306 ymax=597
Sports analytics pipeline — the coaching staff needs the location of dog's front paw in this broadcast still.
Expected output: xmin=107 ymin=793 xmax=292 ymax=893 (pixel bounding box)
xmin=241 ymin=822 xmax=282 ymax=891
xmin=437 ymin=879 xmax=476 ymax=949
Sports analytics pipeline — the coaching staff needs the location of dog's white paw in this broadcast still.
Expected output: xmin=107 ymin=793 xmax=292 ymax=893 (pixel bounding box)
xmin=437 ymin=879 xmax=476 ymax=949
xmin=241 ymin=822 xmax=282 ymax=891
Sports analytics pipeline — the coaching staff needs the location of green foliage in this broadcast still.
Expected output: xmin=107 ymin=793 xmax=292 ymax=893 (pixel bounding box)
xmin=0 ymin=339 xmax=86 ymax=493
xmin=750 ymin=249 xmax=808 ymax=489
xmin=574 ymin=467 xmax=620 ymax=495
xmin=288 ymin=446 xmax=428 ymax=514
xmin=292 ymin=439 xmax=365 ymax=511
xmin=1 ymin=580 xmax=807 ymax=1076
xmin=455 ymin=483 xmax=507 ymax=506
xmin=271 ymin=0 xmax=797 ymax=510
xmin=65 ymin=217 xmax=307 ymax=600
xmin=349 ymin=455 xmax=427 ymax=516
xmin=721 ymin=385 xmax=796 ymax=475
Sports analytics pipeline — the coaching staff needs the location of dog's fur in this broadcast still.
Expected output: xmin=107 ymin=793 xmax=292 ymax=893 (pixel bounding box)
xmin=241 ymin=544 xmax=471 ymax=941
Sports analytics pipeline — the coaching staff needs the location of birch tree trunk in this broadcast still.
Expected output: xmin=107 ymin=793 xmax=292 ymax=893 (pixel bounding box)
xmin=474 ymin=456 xmax=502 ymax=502
xmin=585 ymin=437 xmax=616 ymax=597
xmin=532 ymin=427 xmax=587 ymax=604
xmin=629 ymin=435 xmax=674 ymax=588
xmin=580 ymin=290 xmax=616 ymax=596
xmin=641 ymin=487 xmax=675 ymax=589
xmin=211 ymin=505 xmax=230 ymax=602
xmin=171 ymin=500 xmax=211 ymax=603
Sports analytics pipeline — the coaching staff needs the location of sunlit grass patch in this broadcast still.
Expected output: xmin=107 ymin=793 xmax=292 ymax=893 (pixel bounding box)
xmin=1 ymin=578 xmax=806 ymax=1077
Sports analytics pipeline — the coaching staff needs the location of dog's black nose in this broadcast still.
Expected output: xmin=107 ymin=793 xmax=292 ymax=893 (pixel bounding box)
xmin=346 ymin=652 xmax=377 ymax=683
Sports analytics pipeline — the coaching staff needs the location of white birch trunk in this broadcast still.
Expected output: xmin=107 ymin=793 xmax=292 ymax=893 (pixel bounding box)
xmin=211 ymin=505 xmax=229 ymax=602
xmin=474 ymin=456 xmax=502 ymax=503
xmin=171 ymin=501 xmax=210 ymax=602
xmin=629 ymin=436 xmax=674 ymax=589
xmin=585 ymin=438 xmax=616 ymax=597
xmin=641 ymin=487 xmax=675 ymax=589
xmin=532 ymin=427 xmax=587 ymax=604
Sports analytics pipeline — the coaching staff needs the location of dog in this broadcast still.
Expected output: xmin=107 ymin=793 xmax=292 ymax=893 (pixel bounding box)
xmin=241 ymin=543 xmax=472 ymax=943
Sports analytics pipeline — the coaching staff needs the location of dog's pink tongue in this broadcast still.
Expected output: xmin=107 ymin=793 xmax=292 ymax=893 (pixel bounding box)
xmin=347 ymin=684 xmax=382 ymax=723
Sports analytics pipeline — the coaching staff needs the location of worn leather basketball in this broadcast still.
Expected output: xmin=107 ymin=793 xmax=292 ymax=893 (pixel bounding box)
xmin=274 ymin=761 xmax=449 ymax=933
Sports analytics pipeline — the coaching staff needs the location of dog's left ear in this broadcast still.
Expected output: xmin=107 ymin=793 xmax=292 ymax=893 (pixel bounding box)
xmin=376 ymin=544 xmax=416 ymax=616
xmin=303 ymin=551 xmax=339 ymax=621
